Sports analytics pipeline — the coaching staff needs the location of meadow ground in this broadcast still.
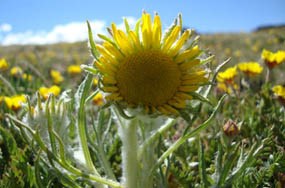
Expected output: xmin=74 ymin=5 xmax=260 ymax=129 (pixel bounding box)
xmin=0 ymin=26 xmax=285 ymax=187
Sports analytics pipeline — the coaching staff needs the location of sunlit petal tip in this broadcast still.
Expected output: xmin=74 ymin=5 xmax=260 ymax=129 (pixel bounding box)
xmin=175 ymin=45 xmax=201 ymax=63
xmin=162 ymin=26 xmax=181 ymax=52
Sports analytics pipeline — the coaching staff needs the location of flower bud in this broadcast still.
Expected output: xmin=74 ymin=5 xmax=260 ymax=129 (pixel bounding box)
xmin=223 ymin=119 xmax=239 ymax=137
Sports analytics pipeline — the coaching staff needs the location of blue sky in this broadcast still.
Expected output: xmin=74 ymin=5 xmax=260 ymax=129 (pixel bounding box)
xmin=0 ymin=0 xmax=284 ymax=45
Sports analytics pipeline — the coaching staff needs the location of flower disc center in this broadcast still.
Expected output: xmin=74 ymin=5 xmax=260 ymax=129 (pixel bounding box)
xmin=116 ymin=50 xmax=181 ymax=106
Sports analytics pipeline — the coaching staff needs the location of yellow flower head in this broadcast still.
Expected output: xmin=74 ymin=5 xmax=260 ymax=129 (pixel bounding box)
xmin=234 ymin=50 xmax=241 ymax=58
xmin=10 ymin=66 xmax=23 ymax=77
xmin=237 ymin=62 xmax=263 ymax=76
xmin=93 ymin=78 xmax=98 ymax=87
xmin=92 ymin=92 xmax=104 ymax=106
xmin=272 ymin=85 xmax=285 ymax=106
xmin=50 ymin=70 xmax=64 ymax=84
xmin=272 ymin=85 xmax=285 ymax=99
xmin=67 ymin=65 xmax=82 ymax=75
xmin=261 ymin=49 xmax=285 ymax=68
xmin=39 ymin=85 xmax=61 ymax=100
xmin=0 ymin=58 xmax=9 ymax=71
xmin=92 ymin=12 xmax=208 ymax=115
xmin=4 ymin=95 xmax=26 ymax=111
xmin=22 ymin=73 xmax=33 ymax=81
xmin=217 ymin=66 xmax=237 ymax=83
xmin=217 ymin=82 xmax=238 ymax=94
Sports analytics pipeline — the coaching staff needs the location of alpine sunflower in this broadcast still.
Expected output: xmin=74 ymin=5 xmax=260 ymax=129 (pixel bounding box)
xmin=92 ymin=12 xmax=208 ymax=116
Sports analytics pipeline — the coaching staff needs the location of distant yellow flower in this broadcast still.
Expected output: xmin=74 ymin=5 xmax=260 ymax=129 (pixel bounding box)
xmin=272 ymin=85 xmax=285 ymax=105
xmin=22 ymin=73 xmax=33 ymax=81
xmin=93 ymin=78 xmax=98 ymax=87
xmin=251 ymin=45 xmax=260 ymax=53
xmin=272 ymin=85 xmax=285 ymax=98
xmin=224 ymin=48 xmax=231 ymax=56
xmin=39 ymin=85 xmax=61 ymax=100
xmin=217 ymin=66 xmax=237 ymax=83
xmin=92 ymin=93 xmax=104 ymax=106
xmin=93 ymin=12 xmax=208 ymax=115
xmin=50 ymin=70 xmax=64 ymax=84
xmin=67 ymin=65 xmax=82 ymax=75
xmin=10 ymin=66 xmax=23 ymax=77
xmin=234 ymin=50 xmax=241 ymax=58
xmin=238 ymin=62 xmax=263 ymax=76
xmin=0 ymin=58 xmax=9 ymax=71
xmin=217 ymin=82 xmax=238 ymax=94
xmin=262 ymin=49 xmax=285 ymax=68
xmin=4 ymin=95 xmax=26 ymax=111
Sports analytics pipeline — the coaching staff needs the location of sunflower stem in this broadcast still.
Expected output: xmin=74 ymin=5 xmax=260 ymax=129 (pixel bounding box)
xmin=139 ymin=119 xmax=158 ymax=188
xmin=138 ymin=118 xmax=176 ymax=159
xmin=118 ymin=118 xmax=139 ymax=188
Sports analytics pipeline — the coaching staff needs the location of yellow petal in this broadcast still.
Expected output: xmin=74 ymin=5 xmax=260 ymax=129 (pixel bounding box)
xmin=168 ymin=99 xmax=186 ymax=108
xmin=112 ymin=24 xmax=132 ymax=55
xmin=179 ymin=85 xmax=199 ymax=92
xmin=128 ymin=31 xmax=142 ymax=50
xmin=102 ymin=41 xmax=124 ymax=60
xmin=157 ymin=106 xmax=170 ymax=115
xmin=174 ymin=92 xmax=193 ymax=100
xmin=102 ymin=76 xmax=117 ymax=85
xmin=162 ymin=26 xmax=181 ymax=52
xmin=175 ymin=45 xmax=200 ymax=63
xmin=103 ymin=86 xmax=119 ymax=92
xmin=179 ymin=59 xmax=200 ymax=71
xmin=142 ymin=13 xmax=153 ymax=48
xmin=105 ymin=93 xmax=123 ymax=101
xmin=169 ymin=29 xmax=191 ymax=56
xmin=181 ymin=76 xmax=208 ymax=85
xmin=162 ymin=104 xmax=179 ymax=115
xmin=152 ymin=14 xmax=162 ymax=49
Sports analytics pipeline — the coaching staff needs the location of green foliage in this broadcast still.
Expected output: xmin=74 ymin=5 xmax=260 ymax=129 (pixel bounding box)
xmin=0 ymin=27 xmax=284 ymax=187
xmin=0 ymin=126 xmax=37 ymax=187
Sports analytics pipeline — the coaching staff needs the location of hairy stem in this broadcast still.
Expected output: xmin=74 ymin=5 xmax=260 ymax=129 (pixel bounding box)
xmin=119 ymin=118 xmax=139 ymax=188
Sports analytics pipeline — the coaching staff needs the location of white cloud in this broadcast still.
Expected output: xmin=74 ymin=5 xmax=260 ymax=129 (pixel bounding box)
xmin=0 ymin=17 xmax=137 ymax=46
xmin=0 ymin=23 xmax=12 ymax=32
